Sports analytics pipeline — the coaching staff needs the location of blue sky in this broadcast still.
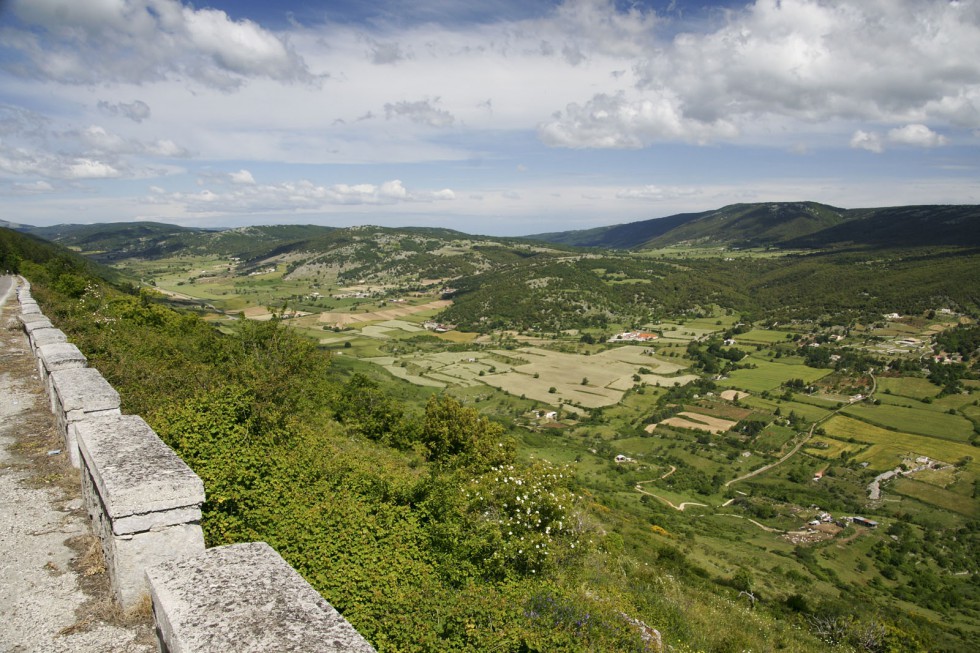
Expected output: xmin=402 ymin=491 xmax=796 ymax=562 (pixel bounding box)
xmin=1 ymin=0 xmax=978 ymax=236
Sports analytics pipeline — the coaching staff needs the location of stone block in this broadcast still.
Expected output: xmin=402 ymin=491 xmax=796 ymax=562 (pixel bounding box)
xmin=146 ymin=542 xmax=377 ymax=653
xmin=37 ymin=342 xmax=87 ymax=401
xmin=49 ymin=367 xmax=121 ymax=465
xmin=20 ymin=301 xmax=41 ymax=315
xmin=76 ymin=414 xmax=206 ymax=608
xmin=17 ymin=312 xmax=51 ymax=329
xmin=29 ymin=327 xmax=68 ymax=353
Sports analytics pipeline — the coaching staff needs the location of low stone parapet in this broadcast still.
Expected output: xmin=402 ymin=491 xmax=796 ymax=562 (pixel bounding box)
xmin=36 ymin=341 xmax=87 ymax=400
xmin=49 ymin=367 xmax=121 ymax=466
xmin=17 ymin=312 xmax=52 ymax=330
xmin=75 ymin=414 xmax=206 ymax=608
xmin=145 ymin=542 xmax=376 ymax=653
xmin=13 ymin=279 xmax=377 ymax=650
xmin=28 ymin=326 xmax=68 ymax=353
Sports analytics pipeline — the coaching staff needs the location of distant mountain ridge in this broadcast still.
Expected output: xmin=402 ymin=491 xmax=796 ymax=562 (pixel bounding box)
xmin=525 ymin=202 xmax=980 ymax=249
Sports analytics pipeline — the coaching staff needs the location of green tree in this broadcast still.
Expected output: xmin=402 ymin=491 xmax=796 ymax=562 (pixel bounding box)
xmin=419 ymin=395 xmax=514 ymax=468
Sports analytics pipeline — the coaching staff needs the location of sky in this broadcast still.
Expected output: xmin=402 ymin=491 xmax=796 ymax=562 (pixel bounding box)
xmin=0 ymin=0 xmax=978 ymax=236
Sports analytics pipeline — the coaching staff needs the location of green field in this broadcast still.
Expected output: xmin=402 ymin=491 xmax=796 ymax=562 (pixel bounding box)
xmin=891 ymin=477 xmax=979 ymax=517
xmin=822 ymin=415 xmax=978 ymax=471
xmin=735 ymin=329 xmax=798 ymax=344
xmin=803 ymin=436 xmax=866 ymax=460
xmin=841 ymin=402 xmax=975 ymax=442
xmin=719 ymin=358 xmax=831 ymax=393
xmin=876 ymin=376 xmax=941 ymax=400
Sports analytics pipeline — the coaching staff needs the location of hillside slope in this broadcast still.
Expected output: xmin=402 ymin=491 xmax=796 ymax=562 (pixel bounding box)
xmin=526 ymin=202 xmax=980 ymax=250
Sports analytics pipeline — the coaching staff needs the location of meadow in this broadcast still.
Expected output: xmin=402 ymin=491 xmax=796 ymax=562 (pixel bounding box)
xmin=718 ymin=356 xmax=832 ymax=393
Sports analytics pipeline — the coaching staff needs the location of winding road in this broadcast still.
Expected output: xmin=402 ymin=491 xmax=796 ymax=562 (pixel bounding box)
xmin=635 ymin=374 xmax=877 ymax=515
xmin=724 ymin=375 xmax=876 ymax=488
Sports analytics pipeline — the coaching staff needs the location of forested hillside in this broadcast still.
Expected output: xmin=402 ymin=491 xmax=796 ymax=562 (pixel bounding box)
xmin=526 ymin=202 xmax=980 ymax=250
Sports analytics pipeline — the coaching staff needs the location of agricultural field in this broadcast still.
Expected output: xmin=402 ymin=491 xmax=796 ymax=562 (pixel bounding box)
xmin=841 ymin=401 xmax=975 ymax=441
xmin=734 ymin=329 xmax=799 ymax=345
xmin=718 ymin=356 xmax=832 ymax=393
xmin=365 ymin=344 xmax=697 ymax=409
xmin=822 ymin=415 xmax=978 ymax=472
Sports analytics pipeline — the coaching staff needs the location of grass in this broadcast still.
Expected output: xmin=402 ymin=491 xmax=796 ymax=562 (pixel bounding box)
xmin=890 ymin=478 xmax=979 ymax=517
xmin=803 ymin=436 xmax=866 ymax=460
xmin=822 ymin=415 xmax=978 ymax=471
xmin=841 ymin=402 xmax=975 ymax=442
xmin=876 ymin=376 xmax=941 ymax=400
xmin=718 ymin=358 xmax=831 ymax=393
xmin=735 ymin=329 xmax=798 ymax=344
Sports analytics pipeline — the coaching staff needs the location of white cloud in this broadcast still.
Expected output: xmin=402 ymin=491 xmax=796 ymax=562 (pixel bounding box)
xmin=229 ymin=169 xmax=256 ymax=185
xmin=67 ymin=158 xmax=121 ymax=179
xmin=851 ymin=123 xmax=948 ymax=152
xmin=850 ymin=130 xmax=884 ymax=153
xmin=616 ymin=185 xmax=701 ymax=201
xmin=5 ymin=0 xmax=313 ymax=90
xmin=539 ymin=91 xmax=738 ymax=148
xmin=546 ymin=0 xmax=980 ymax=149
xmin=11 ymin=180 xmax=53 ymax=193
xmin=384 ymin=99 xmax=455 ymax=128
xmin=887 ymin=124 xmax=948 ymax=148
xmin=97 ymin=100 xmax=151 ymax=123
xmin=150 ymin=177 xmax=456 ymax=214
xmin=369 ymin=41 xmax=407 ymax=65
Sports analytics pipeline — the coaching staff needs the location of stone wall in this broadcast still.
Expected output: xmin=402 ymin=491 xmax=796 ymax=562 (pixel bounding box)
xmin=14 ymin=277 xmax=376 ymax=653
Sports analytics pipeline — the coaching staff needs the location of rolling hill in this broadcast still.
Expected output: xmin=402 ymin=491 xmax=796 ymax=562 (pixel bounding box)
xmin=526 ymin=202 xmax=980 ymax=250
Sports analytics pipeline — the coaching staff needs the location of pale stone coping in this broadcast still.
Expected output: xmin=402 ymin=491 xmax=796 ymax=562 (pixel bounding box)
xmin=50 ymin=367 xmax=120 ymax=414
xmin=29 ymin=327 xmax=69 ymax=349
xmin=17 ymin=312 xmax=51 ymax=327
xmin=146 ymin=542 xmax=377 ymax=653
xmin=37 ymin=341 xmax=87 ymax=372
xmin=20 ymin=303 xmax=41 ymax=315
xmin=75 ymin=414 xmax=204 ymax=535
xmin=22 ymin=317 xmax=55 ymax=334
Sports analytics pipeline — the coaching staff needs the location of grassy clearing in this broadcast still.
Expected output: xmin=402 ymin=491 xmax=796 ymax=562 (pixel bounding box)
xmin=876 ymin=376 xmax=941 ymax=400
xmin=752 ymin=424 xmax=796 ymax=454
xmin=822 ymin=415 xmax=978 ymax=471
xmin=735 ymin=329 xmax=798 ymax=344
xmin=719 ymin=359 xmax=831 ymax=393
xmin=803 ymin=437 xmax=866 ymax=460
xmin=841 ymin=402 xmax=974 ymax=441
xmin=890 ymin=478 xmax=979 ymax=517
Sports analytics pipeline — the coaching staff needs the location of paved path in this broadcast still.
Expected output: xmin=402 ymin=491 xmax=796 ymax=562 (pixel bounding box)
xmin=0 ymin=276 xmax=153 ymax=652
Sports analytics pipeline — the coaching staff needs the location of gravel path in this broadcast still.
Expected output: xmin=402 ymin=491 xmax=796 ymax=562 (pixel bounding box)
xmin=0 ymin=277 xmax=154 ymax=653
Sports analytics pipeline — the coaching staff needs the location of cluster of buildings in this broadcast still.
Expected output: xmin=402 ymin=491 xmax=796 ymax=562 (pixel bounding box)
xmin=608 ymin=331 xmax=659 ymax=343
xmin=422 ymin=321 xmax=454 ymax=333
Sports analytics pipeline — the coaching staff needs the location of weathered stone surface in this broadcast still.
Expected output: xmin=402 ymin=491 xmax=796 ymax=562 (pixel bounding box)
xmin=50 ymin=367 xmax=120 ymax=414
xmin=29 ymin=327 xmax=68 ymax=351
xmin=49 ymin=368 xmax=121 ymax=465
xmin=20 ymin=303 xmax=41 ymax=315
xmin=38 ymin=342 xmax=87 ymax=373
xmin=21 ymin=320 xmax=55 ymax=338
xmin=36 ymin=341 xmax=86 ymax=396
xmin=17 ymin=312 xmax=51 ymax=328
xmin=22 ymin=317 xmax=54 ymax=334
xmin=76 ymin=414 xmax=206 ymax=608
xmin=75 ymin=414 xmax=205 ymax=533
xmin=146 ymin=542 xmax=377 ymax=653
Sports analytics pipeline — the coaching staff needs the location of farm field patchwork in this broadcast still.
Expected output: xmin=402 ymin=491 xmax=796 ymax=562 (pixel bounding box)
xmin=362 ymin=344 xmax=696 ymax=408
xmin=822 ymin=415 xmax=978 ymax=472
